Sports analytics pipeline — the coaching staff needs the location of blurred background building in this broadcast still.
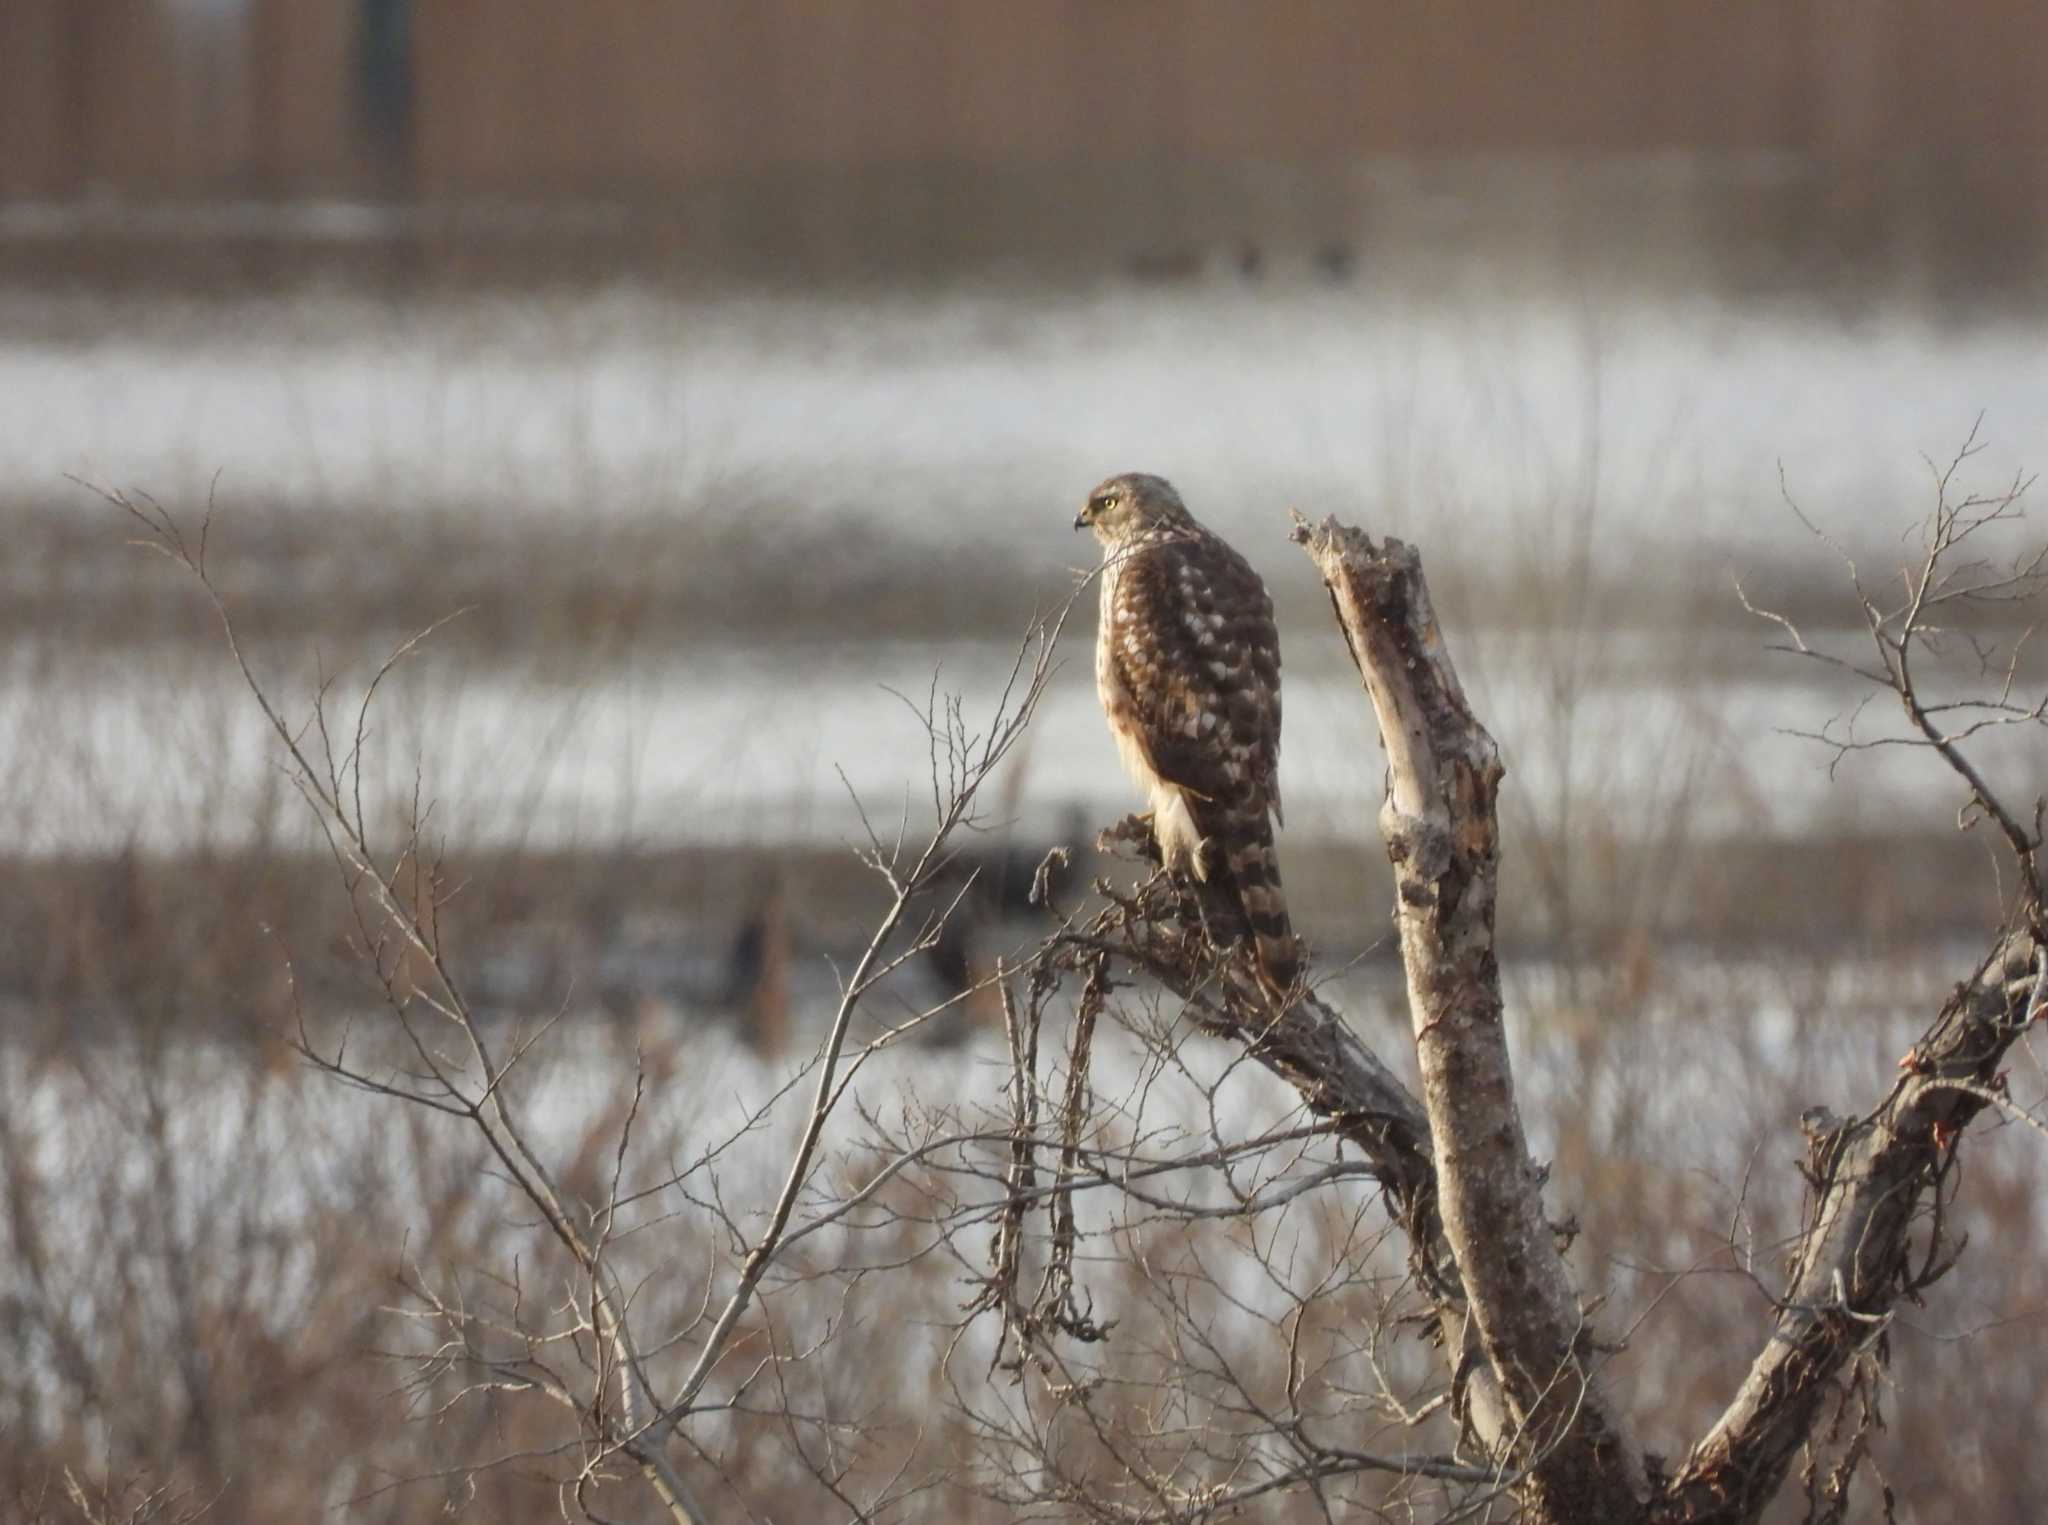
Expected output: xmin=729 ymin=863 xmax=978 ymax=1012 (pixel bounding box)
xmin=5 ymin=1 xmax=2048 ymax=286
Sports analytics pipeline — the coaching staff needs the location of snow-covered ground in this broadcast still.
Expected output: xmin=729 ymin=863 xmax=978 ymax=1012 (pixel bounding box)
xmin=4 ymin=275 xmax=2039 ymax=852
xmin=0 ymin=624 xmax=2023 ymax=855
xmin=8 ymin=276 xmax=2043 ymax=565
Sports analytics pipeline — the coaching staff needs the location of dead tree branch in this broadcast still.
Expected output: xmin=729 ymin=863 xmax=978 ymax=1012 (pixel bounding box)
xmin=1291 ymin=515 xmax=1646 ymax=1522
xmin=1654 ymin=934 xmax=2040 ymax=1522
xmin=1659 ymin=440 xmax=2048 ymax=1522
xmin=101 ymin=479 xmax=1078 ymax=1525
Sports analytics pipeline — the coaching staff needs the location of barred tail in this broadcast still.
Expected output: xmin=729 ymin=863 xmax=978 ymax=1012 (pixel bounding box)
xmin=1221 ymin=806 xmax=1299 ymax=992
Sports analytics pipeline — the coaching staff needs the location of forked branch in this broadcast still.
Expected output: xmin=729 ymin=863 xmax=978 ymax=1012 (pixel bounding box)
xmin=1655 ymin=935 xmax=2041 ymax=1523
xmin=1662 ymin=440 xmax=2048 ymax=1522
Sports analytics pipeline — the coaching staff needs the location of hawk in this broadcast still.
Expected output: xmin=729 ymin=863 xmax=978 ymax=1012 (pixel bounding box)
xmin=1075 ymin=472 xmax=1299 ymax=990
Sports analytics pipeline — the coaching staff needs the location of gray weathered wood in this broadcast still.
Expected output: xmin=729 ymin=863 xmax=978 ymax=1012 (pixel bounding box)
xmin=1293 ymin=515 xmax=1646 ymax=1524
xmin=1654 ymin=934 xmax=2042 ymax=1522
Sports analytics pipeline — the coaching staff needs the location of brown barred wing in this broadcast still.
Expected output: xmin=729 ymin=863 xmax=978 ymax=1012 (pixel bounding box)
xmin=1107 ymin=529 xmax=1297 ymax=987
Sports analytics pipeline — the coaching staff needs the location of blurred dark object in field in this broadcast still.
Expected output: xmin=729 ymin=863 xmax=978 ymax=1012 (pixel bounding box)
xmin=353 ymin=0 xmax=413 ymax=193
xmin=0 ymin=822 xmax=2001 ymax=1059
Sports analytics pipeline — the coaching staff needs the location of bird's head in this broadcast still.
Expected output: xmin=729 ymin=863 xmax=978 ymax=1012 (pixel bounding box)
xmin=1074 ymin=472 xmax=1190 ymax=547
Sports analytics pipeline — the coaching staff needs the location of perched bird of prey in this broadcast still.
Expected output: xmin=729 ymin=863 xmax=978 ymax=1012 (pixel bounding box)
xmin=1075 ymin=473 xmax=1299 ymax=989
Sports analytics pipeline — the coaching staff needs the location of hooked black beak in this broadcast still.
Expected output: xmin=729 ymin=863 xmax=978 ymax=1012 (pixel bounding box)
xmin=1073 ymin=511 xmax=1089 ymax=531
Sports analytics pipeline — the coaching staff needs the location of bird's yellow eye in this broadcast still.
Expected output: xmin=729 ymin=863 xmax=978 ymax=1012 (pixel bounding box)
xmin=1090 ymin=492 xmax=1115 ymax=514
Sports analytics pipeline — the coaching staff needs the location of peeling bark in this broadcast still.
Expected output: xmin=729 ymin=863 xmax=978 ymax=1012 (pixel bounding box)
xmin=1654 ymin=933 xmax=2043 ymax=1523
xmin=1293 ymin=515 xmax=1646 ymax=1523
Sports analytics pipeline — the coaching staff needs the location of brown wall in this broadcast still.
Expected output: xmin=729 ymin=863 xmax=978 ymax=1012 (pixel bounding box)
xmin=1 ymin=2 xmax=2041 ymax=199
xmin=405 ymin=0 xmax=1816 ymax=187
